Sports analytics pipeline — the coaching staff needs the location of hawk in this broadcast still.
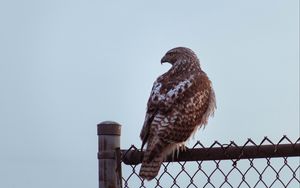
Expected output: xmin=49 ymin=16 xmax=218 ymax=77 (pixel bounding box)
xmin=139 ymin=47 xmax=216 ymax=180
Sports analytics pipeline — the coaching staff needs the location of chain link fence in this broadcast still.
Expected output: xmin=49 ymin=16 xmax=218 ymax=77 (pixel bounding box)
xmin=121 ymin=136 xmax=300 ymax=188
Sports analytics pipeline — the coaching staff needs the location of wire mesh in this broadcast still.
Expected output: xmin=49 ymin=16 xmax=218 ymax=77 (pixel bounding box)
xmin=121 ymin=136 xmax=300 ymax=188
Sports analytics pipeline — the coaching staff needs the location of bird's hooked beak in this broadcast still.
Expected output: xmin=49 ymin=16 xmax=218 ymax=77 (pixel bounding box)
xmin=160 ymin=55 xmax=168 ymax=64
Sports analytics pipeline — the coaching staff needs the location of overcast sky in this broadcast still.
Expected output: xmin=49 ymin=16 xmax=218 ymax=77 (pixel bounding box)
xmin=0 ymin=1 xmax=299 ymax=188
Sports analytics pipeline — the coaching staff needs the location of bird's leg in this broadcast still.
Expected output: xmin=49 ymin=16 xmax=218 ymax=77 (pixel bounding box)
xmin=179 ymin=144 xmax=188 ymax=152
xmin=174 ymin=144 xmax=188 ymax=159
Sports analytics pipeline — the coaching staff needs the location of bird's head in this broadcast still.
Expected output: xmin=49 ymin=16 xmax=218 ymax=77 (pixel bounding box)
xmin=161 ymin=47 xmax=198 ymax=65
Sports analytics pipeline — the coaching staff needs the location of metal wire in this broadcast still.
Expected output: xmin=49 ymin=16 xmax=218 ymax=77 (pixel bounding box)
xmin=121 ymin=136 xmax=300 ymax=188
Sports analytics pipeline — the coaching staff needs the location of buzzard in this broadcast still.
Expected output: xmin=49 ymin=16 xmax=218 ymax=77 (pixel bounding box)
xmin=139 ymin=47 xmax=216 ymax=180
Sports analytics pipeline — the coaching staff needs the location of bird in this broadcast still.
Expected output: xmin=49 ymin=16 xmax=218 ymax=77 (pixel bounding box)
xmin=139 ymin=47 xmax=216 ymax=180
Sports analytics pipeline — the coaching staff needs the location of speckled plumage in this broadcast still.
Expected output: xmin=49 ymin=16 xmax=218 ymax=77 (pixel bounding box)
xmin=139 ymin=47 xmax=216 ymax=180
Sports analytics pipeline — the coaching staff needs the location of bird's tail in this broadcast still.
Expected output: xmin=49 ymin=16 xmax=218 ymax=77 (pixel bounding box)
xmin=139 ymin=137 xmax=168 ymax=181
xmin=139 ymin=139 xmax=177 ymax=180
xmin=139 ymin=152 xmax=164 ymax=180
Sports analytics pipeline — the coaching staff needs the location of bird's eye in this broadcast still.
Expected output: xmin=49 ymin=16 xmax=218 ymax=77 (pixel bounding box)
xmin=168 ymin=52 xmax=175 ymax=56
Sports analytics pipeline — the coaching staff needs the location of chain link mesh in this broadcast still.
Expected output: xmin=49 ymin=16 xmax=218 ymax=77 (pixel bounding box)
xmin=121 ymin=136 xmax=300 ymax=188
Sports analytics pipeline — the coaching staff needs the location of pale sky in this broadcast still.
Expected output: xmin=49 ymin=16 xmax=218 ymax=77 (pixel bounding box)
xmin=0 ymin=1 xmax=299 ymax=188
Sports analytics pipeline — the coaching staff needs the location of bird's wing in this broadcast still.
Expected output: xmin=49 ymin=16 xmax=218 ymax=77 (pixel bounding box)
xmin=140 ymin=75 xmax=195 ymax=150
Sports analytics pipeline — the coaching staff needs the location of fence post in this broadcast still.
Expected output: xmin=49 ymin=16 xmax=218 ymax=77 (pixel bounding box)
xmin=97 ymin=121 xmax=122 ymax=188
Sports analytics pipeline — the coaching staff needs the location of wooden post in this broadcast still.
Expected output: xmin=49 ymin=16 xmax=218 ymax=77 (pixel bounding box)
xmin=97 ymin=121 xmax=122 ymax=188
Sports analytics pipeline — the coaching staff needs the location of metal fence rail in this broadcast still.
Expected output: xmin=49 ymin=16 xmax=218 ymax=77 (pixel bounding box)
xmin=122 ymin=137 xmax=300 ymax=164
xmin=97 ymin=122 xmax=300 ymax=188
